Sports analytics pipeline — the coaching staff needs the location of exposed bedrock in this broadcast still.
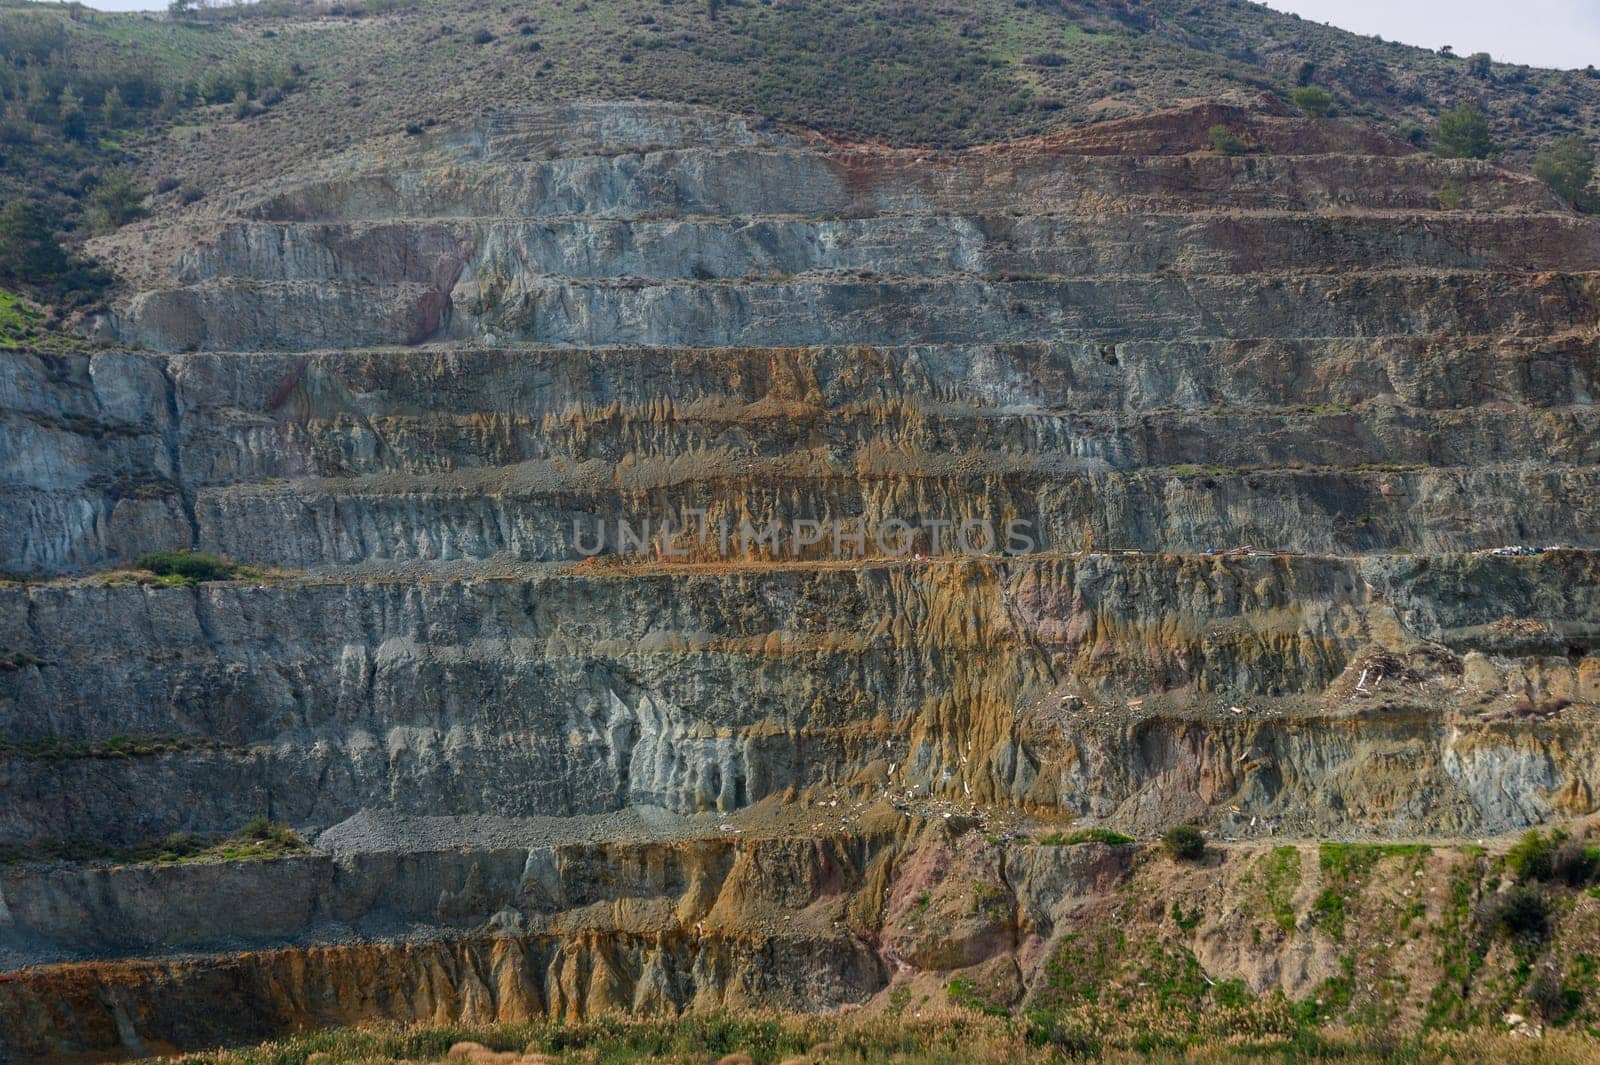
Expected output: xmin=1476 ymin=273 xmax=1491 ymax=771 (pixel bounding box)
xmin=2 ymin=553 xmax=1596 ymax=844
xmin=7 ymin=333 xmax=1600 ymax=574
xmin=109 ymin=270 xmax=1600 ymax=353
xmin=5 ymin=99 xmax=1600 ymax=1058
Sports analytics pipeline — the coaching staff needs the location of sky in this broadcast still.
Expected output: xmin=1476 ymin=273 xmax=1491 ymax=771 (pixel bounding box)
xmin=1267 ymin=1 xmax=1600 ymax=70
xmin=64 ymin=0 xmax=1600 ymax=71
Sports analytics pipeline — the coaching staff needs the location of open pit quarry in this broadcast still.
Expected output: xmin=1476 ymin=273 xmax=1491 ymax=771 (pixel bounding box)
xmin=2 ymin=99 xmax=1600 ymax=1059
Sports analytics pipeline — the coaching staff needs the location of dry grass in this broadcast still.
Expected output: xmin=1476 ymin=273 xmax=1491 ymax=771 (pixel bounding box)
xmin=176 ymin=1007 xmax=1600 ymax=1065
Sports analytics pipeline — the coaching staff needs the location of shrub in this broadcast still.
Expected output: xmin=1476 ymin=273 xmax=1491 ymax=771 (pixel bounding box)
xmin=1162 ymin=824 xmax=1205 ymax=861
xmin=1506 ymin=829 xmax=1563 ymax=882
xmin=1291 ymin=86 xmax=1334 ymax=117
xmin=1552 ymin=837 xmax=1599 ymax=885
xmin=133 ymin=550 xmax=239 ymax=583
xmin=1434 ymin=101 xmax=1497 ymax=159
xmin=1492 ymin=886 xmax=1550 ymax=940
xmin=1533 ymin=135 xmax=1597 ymax=210
xmin=1208 ymin=124 xmax=1247 ymax=156
xmin=1527 ymin=961 xmax=1571 ymax=1022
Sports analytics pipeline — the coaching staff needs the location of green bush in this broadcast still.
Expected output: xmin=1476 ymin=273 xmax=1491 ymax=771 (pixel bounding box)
xmin=1162 ymin=823 xmax=1206 ymax=861
xmin=1434 ymin=101 xmax=1497 ymax=159
xmin=133 ymin=550 xmax=240 ymax=583
xmin=1506 ymin=829 xmax=1563 ymax=882
xmin=1291 ymin=86 xmax=1334 ymax=117
xmin=241 ymin=815 xmax=302 ymax=847
xmin=1492 ymin=885 xmax=1550 ymax=940
xmin=1208 ymin=124 xmax=1247 ymax=156
xmin=1533 ymin=135 xmax=1597 ymax=209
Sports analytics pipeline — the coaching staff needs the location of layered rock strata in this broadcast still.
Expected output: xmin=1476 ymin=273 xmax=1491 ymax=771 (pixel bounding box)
xmin=2 ymin=100 xmax=1598 ymax=1059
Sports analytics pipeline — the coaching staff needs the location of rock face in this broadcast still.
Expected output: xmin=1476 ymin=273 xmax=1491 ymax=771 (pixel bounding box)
xmin=2 ymin=99 xmax=1599 ymax=1059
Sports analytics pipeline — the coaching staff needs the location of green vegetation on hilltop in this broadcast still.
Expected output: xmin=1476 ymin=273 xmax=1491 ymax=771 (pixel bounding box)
xmin=0 ymin=0 xmax=305 ymax=333
xmin=4 ymin=0 xmax=1600 ymax=171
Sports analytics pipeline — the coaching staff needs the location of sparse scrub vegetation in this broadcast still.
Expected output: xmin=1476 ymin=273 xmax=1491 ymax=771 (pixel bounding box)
xmin=178 ymin=1004 xmax=1600 ymax=1065
xmin=0 ymin=734 xmax=221 ymax=760
xmin=0 ymin=816 xmax=304 ymax=867
xmin=1261 ymin=846 xmax=1302 ymax=934
xmin=1036 ymin=828 xmax=1134 ymax=846
xmin=133 ymin=549 xmax=248 ymax=584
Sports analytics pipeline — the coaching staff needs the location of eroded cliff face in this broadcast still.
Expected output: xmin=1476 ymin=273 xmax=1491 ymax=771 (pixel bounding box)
xmin=2 ymin=99 xmax=1598 ymax=1059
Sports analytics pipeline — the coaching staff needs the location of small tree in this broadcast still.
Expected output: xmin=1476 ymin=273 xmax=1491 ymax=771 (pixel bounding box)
xmin=1291 ymin=86 xmax=1334 ymax=118
xmin=57 ymin=85 xmax=87 ymax=142
xmin=101 ymin=85 xmax=129 ymax=128
xmin=1434 ymin=101 xmax=1497 ymax=159
xmin=1534 ymin=135 xmax=1597 ymax=210
xmin=1467 ymin=52 xmax=1493 ymax=79
xmin=87 ymin=167 xmax=149 ymax=232
xmin=1208 ymin=124 xmax=1247 ymax=156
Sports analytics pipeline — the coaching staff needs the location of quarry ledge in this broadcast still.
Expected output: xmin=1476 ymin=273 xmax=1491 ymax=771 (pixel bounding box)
xmin=9 ymin=546 xmax=1600 ymax=588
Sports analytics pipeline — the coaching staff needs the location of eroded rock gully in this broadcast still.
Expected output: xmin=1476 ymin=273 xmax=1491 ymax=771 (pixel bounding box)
xmin=2 ymin=100 xmax=1599 ymax=1059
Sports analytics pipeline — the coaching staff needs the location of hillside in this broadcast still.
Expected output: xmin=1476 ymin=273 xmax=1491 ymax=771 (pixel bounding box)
xmin=3 ymin=0 xmax=1600 ymax=214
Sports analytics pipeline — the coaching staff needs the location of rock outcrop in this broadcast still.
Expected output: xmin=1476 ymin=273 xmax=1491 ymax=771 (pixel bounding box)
xmin=2 ymin=99 xmax=1598 ymax=1059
